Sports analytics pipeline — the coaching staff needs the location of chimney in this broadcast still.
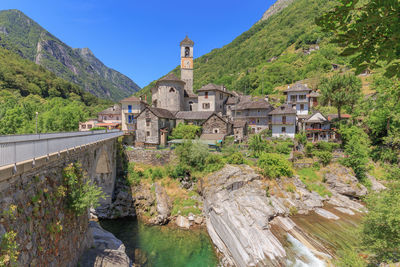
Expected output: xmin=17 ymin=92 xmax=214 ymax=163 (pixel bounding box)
xmin=265 ymin=95 xmax=269 ymax=102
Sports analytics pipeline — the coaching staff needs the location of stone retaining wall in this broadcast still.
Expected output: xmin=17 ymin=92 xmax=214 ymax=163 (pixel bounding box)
xmin=126 ymin=148 xmax=175 ymax=165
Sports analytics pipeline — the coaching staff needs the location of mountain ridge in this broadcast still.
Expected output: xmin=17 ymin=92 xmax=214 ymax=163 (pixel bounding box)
xmin=0 ymin=9 xmax=140 ymax=101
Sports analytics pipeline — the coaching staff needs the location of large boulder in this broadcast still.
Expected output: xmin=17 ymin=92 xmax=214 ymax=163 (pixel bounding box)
xmin=324 ymin=166 xmax=368 ymax=197
xmin=79 ymin=221 xmax=131 ymax=267
xmin=367 ymin=174 xmax=386 ymax=192
xmin=152 ymin=183 xmax=171 ymax=225
xmin=176 ymin=215 xmax=190 ymax=229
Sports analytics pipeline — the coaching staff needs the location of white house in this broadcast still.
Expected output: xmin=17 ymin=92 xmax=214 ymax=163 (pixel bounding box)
xmin=269 ymin=104 xmax=297 ymax=138
xmin=120 ymin=96 xmax=147 ymax=134
xmin=284 ymin=83 xmax=312 ymax=115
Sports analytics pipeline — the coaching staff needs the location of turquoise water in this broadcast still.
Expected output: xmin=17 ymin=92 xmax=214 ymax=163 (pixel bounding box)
xmin=100 ymin=217 xmax=218 ymax=267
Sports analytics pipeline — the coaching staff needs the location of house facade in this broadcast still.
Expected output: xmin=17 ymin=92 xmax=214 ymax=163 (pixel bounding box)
xmin=79 ymin=118 xmax=98 ymax=131
xmin=200 ymin=113 xmax=232 ymax=142
xmin=197 ymin=84 xmax=232 ymax=113
xmin=120 ymin=96 xmax=147 ymax=134
xmin=284 ymin=83 xmax=312 ymax=116
xmin=233 ymin=120 xmax=248 ymax=142
xmin=270 ymin=104 xmax=297 ymax=138
xmin=136 ymin=107 xmax=176 ymax=147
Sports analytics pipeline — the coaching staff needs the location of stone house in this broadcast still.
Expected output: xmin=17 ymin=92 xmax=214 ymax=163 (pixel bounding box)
xmin=120 ymin=96 xmax=147 ymax=134
xmin=270 ymin=104 xmax=297 ymax=138
xmin=233 ymin=120 xmax=248 ymax=142
xmin=304 ymin=112 xmax=338 ymax=142
xmin=135 ymin=107 xmax=176 ymax=148
xmin=200 ymin=113 xmax=232 ymax=142
xmin=197 ymin=84 xmax=233 ymax=113
xmin=151 ymin=73 xmax=186 ymax=112
xmin=174 ymin=111 xmax=214 ymax=125
xmin=96 ymin=104 xmax=122 ymax=129
xmin=231 ymin=96 xmax=273 ymax=134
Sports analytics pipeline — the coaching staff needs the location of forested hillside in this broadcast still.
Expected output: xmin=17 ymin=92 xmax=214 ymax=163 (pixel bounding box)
xmin=0 ymin=47 xmax=110 ymax=134
xmin=0 ymin=9 xmax=141 ymax=101
xmin=139 ymin=0 xmax=345 ymax=98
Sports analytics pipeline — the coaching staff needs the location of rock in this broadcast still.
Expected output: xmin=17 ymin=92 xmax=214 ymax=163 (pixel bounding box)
xmin=324 ymin=166 xmax=368 ymax=197
xmin=79 ymin=221 xmax=131 ymax=267
xmin=188 ymin=213 xmax=195 ymax=221
xmin=134 ymin=248 xmax=148 ymax=265
xmin=328 ymin=193 xmax=365 ymax=212
xmin=153 ymin=183 xmax=171 ymax=225
xmin=176 ymin=215 xmax=190 ymax=229
xmin=315 ymin=208 xmax=340 ymax=220
xmin=367 ymin=174 xmax=386 ymax=192
xmin=334 ymin=207 xmax=355 ymax=216
xmin=194 ymin=216 xmax=203 ymax=225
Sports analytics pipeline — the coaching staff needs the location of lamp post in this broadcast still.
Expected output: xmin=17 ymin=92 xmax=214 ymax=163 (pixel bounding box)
xmin=35 ymin=112 xmax=38 ymax=134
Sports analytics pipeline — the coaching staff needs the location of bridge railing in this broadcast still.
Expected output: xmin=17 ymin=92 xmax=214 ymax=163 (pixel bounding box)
xmin=0 ymin=130 xmax=123 ymax=168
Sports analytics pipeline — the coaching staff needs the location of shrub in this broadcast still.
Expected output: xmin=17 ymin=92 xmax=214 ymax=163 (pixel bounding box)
xmin=295 ymin=133 xmax=307 ymax=146
xmin=169 ymin=164 xmax=190 ymax=179
xmin=0 ymin=231 xmax=19 ymax=266
xmin=204 ymin=154 xmax=225 ymax=173
xmin=315 ymin=151 xmax=333 ymax=166
xmin=315 ymin=141 xmax=340 ymax=152
xmin=175 ymin=140 xmax=209 ymax=171
xmin=305 ymin=143 xmax=315 ymax=157
xmin=257 ymin=153 xmax=293 ymax=179
xmin=275 ymin=141 xmax=293 ymax=155
xmin=170 ymin=123 xmax=201 ymax=139
xmin=249 ymin=134 xmax=269 ymax=158
xmin=226 ymin=152 xmax=245 ymax=164
xmin=292 ymin=151 xmax=304 ymax=160
xmin=151 ymin=168 xmax=164 ymax=181
xmin=62 ymin=162 xmax=105 ymax=215
xmin=126 ymin=163 xmax=143 ymax=186
xmin=89 ymin=127 xmax=107 ymax=131
xmin=312 ymin=161 xmax=321 ymax=170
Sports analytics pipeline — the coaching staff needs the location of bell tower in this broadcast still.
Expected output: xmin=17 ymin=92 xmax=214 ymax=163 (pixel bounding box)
xmin=180 ymin=36 xmax=194 ymax=93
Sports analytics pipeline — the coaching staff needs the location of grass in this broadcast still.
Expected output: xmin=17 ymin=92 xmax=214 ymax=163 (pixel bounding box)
xmin=368 ymin=162 xmax=386 ymax=180
xmin=171 ymin=197 xmax=202 ymax=216
xmin=296 ymin=167 xmax=332 ymax=197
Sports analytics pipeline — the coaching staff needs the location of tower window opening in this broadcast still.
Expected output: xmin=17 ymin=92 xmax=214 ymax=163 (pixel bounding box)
xmin=185 ymin=47 xmax=190 ymax=57
xmin=169 ymin=88 xmax=175 ymax=93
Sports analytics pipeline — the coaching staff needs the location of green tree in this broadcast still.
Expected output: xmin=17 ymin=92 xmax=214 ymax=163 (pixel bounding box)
xmin=170 ymin=123 xmax=201 ymax=140
xmin=316 ymin=0 xmax=400 ymax=77
xmin=257 ymin=153 xmax=293 ymax=179
xmin=362 ymin=182 xmax=400 ymax=263
xmin=249 ymin=134 xmax=269 ymax=158
xmin=319 ymin=74 xmax=362 ymax=120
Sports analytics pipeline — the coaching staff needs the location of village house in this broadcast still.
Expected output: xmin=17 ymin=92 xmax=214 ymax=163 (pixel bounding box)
xmin=230 ymin=96 xmax=273 ymax=134
xmin=200 ymin=113 xmax=232 ymax=143
xmin=197 ymin=84 xmax=232 ymax=114
xmin=120 ymin=96 xmax=147 ymax=134
xmin=96 ymin=104 xmax=122 ymax=129
xmin=79 ymin=118 xmax=98 ymax=131
xmin=135 ymin=107 xmax=176 ymax=148
xmin=270 ymin=104 xmax=297 ymax=138
xmin=304 ymin=112 xmax=337 ymax=142
xmin=233 ymin=120 xmax=248 ymax=142
xmin=284 ymin=83 xmax=312 ymax=116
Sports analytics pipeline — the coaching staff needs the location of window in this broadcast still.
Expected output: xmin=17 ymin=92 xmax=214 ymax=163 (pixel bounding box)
xmin=205 ymin=92 xmax=208 ymax=99
xmin=104 ymin=116 xmax=107 ymax=120
xmin=282 ymin=116 xmax=286 ymax=124
xmin=257 ymin=110 xmax=260 ymax=114
xmin=202 ymin=103 xmax=210 ymax=109
xmin=88 ymin=125 xmax=92 ymax=129
xmin=257 ymin=119 xmax=260 ymax=123
xmin=189 ymin=101 xmax=193 ymax=111
xmin=128 ymin=115 xmax=135 ymax=124
xmin=220 ymin=93 xmax=223 ymax=100
xmin=146 ymin=118 xmax=151 ymax=127
xmin=128 ymin=105 xmax=132 ymax=113
xmin=146 ymin=131 xmax=150 ymax=137
xmin=110 ymin=115 xmax=113 ymax=118
xmin=299 ymin=95 xmax=306 ymax=101
xmin=169 ymin=88 xmax=175 ymax=93
xmin=290 ymin=95 xmax=297 ymax=102
xmin=153 ymin=100 xmax=157 ymax=107
xmin=213 ymin=128 xmax=219 ymax=134
xmin=185 ymin=47 xmax=190 ymax=57
xmin=82 ymin=124 xmax=86 ymax=129
xmin=117 ymin=116 xmax=119 ymax=120
xmin=300 ymin=104 xmax=304 ymax=111
xmin=282 ymin=127 xmax=286 ymax=133
xmin=219 ymin=105 xmax=222 ymax=109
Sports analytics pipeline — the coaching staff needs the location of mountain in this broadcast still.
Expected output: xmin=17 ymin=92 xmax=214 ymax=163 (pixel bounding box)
xmin=139 ymin=0 xmax=347 ymax=99
xmin=0 ymin=9 xmax=140 ymax=101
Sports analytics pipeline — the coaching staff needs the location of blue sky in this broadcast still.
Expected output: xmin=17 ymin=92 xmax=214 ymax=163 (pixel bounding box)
xmin=0 ymin=0 xmax=274 ymax=88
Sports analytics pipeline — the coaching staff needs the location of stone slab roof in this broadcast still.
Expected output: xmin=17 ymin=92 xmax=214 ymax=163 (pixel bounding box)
xmin=98 ymin=105 xmax=121 ymax=115
xmin=305 ymin=112 xmax=328 ymax=123
xmin=197 ymin=83 xmax=233 ymax=95
xmin=139 ymin=107 xmax=175 ymax=119
xmin=232 ymin=98 xmax=272 ymax=110
xmin=180 ymin=36 xmax=194 ymax=46
xmin=175 ymin=111 xmax=214 ymax=120
xmin=157 ymin=73 xmax=185 ymax=84
xmin=226 ymin=97 xmax=238 ymax=105
xmin=284 ymin=83 xmax=312 ymax=93
xmin=120 ymin=96 xmax=141 ymax=102
xmin=269 ymin=104 xmax=297 ymax=115
xmin=233 ymin=120 xmax=247 ymax=128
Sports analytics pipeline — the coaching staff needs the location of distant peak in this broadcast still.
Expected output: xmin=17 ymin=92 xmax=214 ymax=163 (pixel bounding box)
xmin=75 ymin=47 xmax=94 ymax=57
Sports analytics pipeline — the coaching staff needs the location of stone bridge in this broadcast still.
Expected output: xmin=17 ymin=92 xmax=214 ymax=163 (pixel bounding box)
xmin=0 ymin=130 xmax=123 ymax=266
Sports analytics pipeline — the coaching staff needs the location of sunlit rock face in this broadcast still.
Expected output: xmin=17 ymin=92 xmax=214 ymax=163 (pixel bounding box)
xmin=201 ymin=165 xmax=365 ymax=267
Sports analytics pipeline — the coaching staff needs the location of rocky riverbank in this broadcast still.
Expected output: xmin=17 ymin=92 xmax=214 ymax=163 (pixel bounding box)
xmin=200 ymin=164 xmax=381 ymax=266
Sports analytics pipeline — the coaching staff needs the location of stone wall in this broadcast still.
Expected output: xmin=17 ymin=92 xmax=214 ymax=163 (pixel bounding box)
xmin=126 ymin=148 xmax=175 ymax=166
xmin=0 ymin=139 xmax=117 ymax=266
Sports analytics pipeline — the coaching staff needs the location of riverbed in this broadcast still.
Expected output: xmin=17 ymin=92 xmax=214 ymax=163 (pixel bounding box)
xmin=100 ymin=217 xmax=218 ymax=267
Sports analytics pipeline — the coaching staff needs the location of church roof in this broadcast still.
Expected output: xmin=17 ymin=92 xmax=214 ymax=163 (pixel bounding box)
xmin=180 ymin=36 xmax=194 ymax=46
xmin=157 ymin=73 xmax=185 ymax=84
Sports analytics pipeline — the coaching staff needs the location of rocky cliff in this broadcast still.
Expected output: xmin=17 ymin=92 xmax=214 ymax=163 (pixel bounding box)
xmin=201 ymin=165 xmax=371 ymax=266
xmin=259 ymin=0 xmax=295 ymax=22
xmin=0 ymin=9 xmax=140 ymax=101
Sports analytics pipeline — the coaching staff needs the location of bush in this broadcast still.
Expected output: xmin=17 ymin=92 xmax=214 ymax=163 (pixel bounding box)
xmin=169 ymin=164 xmax=190 ymax=179
xmin=305 ymin=143 xmax=315 ymax=157
xmin=0 ymin=230 xmax=19 ymax=266
xmin=249 ymin=134 xmax=269 ymax=158
xmin=275 ymin=141 xmax=293 ymax=155
xmin=204 ymin=154 xmax=225 ymax=173
xmin=170 ymin=123 xmax=201 ymax=139
xmin=226 ymin=152 xmax=245 ymax=164
xmin=293 ymin=151 xmax=304 ymax=160
xmin=62 ymin=162 xmax=105 ymax=215
xmin=295 ymin=133 xmax=307 ymax=146
xmin=315 ymin=151 xmax=333 ymax=166
xmin=315 ymin=141 xmax=340 ymax=152
xmin=312 ymin=161 xmax=321 ymax=170
xmin=151 ymin=168 xmax=164 ymax=181
xmin=175 ymin=140 xmax=209 ymax=171
xmin=90 ymin=127 xmax=107 ymax=131
xmin=257 ymin=153 xmax=293 ymax=179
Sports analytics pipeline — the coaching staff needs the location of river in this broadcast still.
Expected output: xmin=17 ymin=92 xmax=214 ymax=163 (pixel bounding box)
xmin=100 ymin=217 xmax=218 ymax=267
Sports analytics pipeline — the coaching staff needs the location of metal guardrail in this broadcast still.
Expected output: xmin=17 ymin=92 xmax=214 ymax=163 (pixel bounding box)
xmin=0 ymin=130 xmax=123 ymax=167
